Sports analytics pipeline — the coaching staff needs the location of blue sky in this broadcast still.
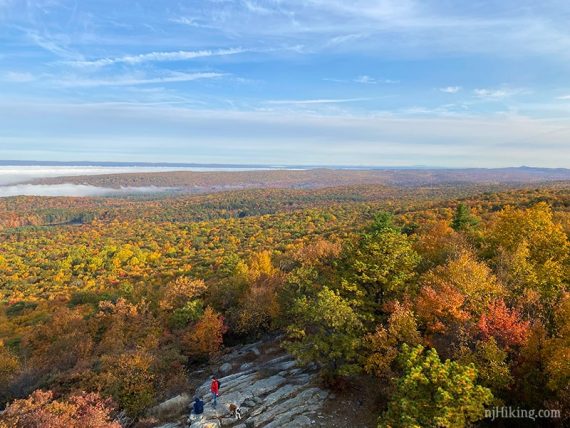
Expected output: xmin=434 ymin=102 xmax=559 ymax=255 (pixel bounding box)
xmin=1 ymin=0 xmax=569 ymax=167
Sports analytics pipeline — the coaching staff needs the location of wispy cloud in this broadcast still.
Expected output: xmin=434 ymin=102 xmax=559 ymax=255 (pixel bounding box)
xmin=474 ymin=88 xmax=522 ymax=99
xmin=325 ymin=76 xmax=398 ymax=85
xmin=440 ymin=86 xmax=461 ymax=93
xmin=169 ymin=16 xmax=226 ymax=30
xmin=242 ymin=0 xmax=274 ymax=15
xmin=2 ymin=101 xmax=569 ymax=167
xmin=3 ymin=71 xmax=35 ymax=82
xmin=171 ymin=17 xmax=199 ymax=26
xmin=27 ymin=31 xmax=78 ymax=60
xmin=398 ymin=103 xmax=470 ymax=117
xmin=1 ymin=0 xmax=568 ymax=167
xmin=355 ymin=75 xmax=374 ymax=84
xmin=172 ymin=0 xmax=570 ymax=59
xmin=354 ymin=75 xmax=399 ymax=84
xmin=326 ymin=33 xmax=367 ymax=47
xmin=69 ymin=48 xmax=247 ymax=68
xmin=266 ymin=98 xmax=370 ymax=105
xmin=56 ymin=72 xmax=225 ymax=87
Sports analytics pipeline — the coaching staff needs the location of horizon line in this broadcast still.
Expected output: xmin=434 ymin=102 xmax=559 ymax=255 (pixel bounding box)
xmin=0 ymin=160 xmax=568 ymax=171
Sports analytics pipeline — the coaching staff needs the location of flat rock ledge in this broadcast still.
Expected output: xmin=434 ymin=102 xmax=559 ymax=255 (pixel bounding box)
xmin=157 ymin=345 xmax=328 ymax=428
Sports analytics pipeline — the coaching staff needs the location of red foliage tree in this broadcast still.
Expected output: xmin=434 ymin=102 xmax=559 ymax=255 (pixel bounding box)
xmin=478 ymin=300 xmax=530 ymax=349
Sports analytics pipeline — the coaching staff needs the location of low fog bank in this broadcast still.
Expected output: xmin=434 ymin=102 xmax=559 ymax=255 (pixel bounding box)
xmin=0 ymin=166 xmax=189 ymax=185
xmin=0 ymin=184 xmax=176 ymax=197
xmin=0 ymin=166 xmax=273 ymax=185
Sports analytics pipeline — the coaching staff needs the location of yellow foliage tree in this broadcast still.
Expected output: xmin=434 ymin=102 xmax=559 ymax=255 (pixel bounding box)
xmin=97 ymin=350 xmax=156 ymax=418
xmin=490 ymin=203 xmax=569 ymax=308
xmin=364 ymin=303 xmax=422 ymax=381
xmin=160 ymin=277 xmax=207 ymax=311
xmin=420 ymin=250 xmax=504 ymax=316
xmin=182 ymin=306 xmax=227 ymax=360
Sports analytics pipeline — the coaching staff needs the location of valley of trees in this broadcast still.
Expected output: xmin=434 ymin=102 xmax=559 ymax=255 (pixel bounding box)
xmin=0 ymin=182 xmax=568 ymax=427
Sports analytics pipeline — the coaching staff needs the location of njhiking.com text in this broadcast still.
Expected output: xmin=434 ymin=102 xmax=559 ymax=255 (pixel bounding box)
xmin=485 ymin=406 xmax=561 ymax=422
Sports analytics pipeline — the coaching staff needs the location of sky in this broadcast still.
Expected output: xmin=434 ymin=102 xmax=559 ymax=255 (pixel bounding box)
xmin=1 ymin=0 xmax=569 ymax=167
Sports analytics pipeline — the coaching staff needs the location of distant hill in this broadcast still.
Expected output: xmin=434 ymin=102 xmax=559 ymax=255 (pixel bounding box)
xmin=29 ymin=166 xmax=570 ymax=191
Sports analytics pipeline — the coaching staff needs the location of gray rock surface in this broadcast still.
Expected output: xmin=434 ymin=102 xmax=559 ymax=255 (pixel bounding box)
xmin=184 ymin=346 xmax=328 ymax=428
xmin=156 ymin=423 xmax=183 ymax=428
xmin=149 ymin=393 xmax=192 ymax=420
xmin=239 ymin=362 xmax=254 ymax=371
xmin=219 ymin=362 xmax=233 ymax=374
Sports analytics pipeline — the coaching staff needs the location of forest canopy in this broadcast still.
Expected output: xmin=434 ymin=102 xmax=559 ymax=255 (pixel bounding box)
xmin=0 ymin=182 xmax=568 ymax=427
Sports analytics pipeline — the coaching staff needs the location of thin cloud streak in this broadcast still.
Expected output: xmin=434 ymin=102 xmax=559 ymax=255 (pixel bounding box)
xmin=68 ymin=48 xmax=248 ymax=68
xmin=473 ymin=88 xmax=523 ymax=99
xmin=266 ymin=98 xmax=370 ymax=105
xmin=440 ymin=86 xmax=461 ymax=93
xmin=55 ymin=72 xmax=225 ymax=87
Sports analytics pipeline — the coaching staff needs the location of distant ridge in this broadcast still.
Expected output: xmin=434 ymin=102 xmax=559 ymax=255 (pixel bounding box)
xmin=27 ymin=166 xmax=570 ymax=190
xmin=0 ymin=160 xmax=568 ymax=172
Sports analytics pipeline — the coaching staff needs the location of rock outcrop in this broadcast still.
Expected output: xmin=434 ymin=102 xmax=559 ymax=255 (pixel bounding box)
xmin=149 ymin=393 xmax=192 ymax=421
xmin=158 ymin=341 xmax=329 ymax=427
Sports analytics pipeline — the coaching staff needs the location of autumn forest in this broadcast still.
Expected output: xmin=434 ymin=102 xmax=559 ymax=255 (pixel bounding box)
xmin=0 ymin=178 xmax=568 ymax=427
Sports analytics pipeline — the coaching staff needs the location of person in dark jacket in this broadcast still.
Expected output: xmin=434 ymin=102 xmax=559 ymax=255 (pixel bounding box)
xmin=193 ymin=397 xmax=204 ymax=415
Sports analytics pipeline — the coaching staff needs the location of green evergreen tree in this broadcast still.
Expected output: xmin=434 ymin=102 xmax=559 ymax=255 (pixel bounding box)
xmin=451 ymin=203 xmax=478 ymax=232
xmin=368 ymin=211 xmax=399 ymax=234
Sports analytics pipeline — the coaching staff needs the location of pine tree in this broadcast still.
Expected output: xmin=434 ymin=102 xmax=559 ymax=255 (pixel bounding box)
xmin=451 ymin=203 xmax=478 ymax=232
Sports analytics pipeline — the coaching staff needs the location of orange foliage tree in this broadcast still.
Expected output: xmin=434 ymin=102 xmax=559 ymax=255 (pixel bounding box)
xmin=0 ymin=390 xmax=119 ymax=428
xmin=416 ymin=282 xmax=469 ymax=337
xmin=182 ymin=306 xmax=227 ymax=360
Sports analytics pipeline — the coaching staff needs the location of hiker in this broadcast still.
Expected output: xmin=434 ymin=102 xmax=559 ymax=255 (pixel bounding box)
xmin=192 ymin=397 xmax=204 ymax=415
xmin=210 ymin=376 xmax=220 ymax=406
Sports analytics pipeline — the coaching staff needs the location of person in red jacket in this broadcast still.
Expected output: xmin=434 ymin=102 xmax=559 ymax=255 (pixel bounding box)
xmin=210 ymin=376 xmax=220 ymax=407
